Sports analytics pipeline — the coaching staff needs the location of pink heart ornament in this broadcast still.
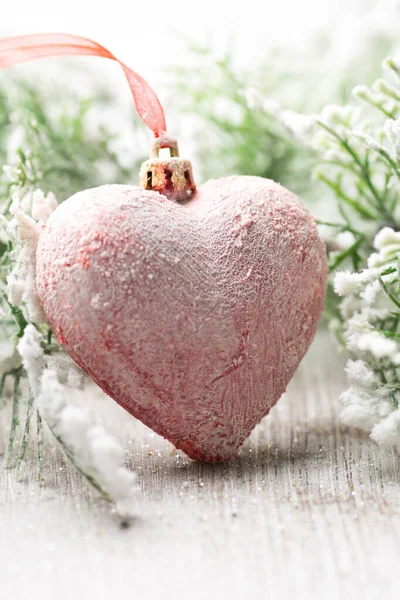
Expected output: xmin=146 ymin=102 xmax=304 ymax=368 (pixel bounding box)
xmin=36 ymin=176 xmax=327 ymax=462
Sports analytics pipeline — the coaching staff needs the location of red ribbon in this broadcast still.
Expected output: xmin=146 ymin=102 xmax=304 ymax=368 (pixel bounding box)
xmin=0 ymin=33 xmax=167 ymax=137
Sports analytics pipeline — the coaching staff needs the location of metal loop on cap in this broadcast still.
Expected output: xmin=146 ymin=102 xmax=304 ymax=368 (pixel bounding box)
xmin=150 ymin=134 xmax=180 ymax=158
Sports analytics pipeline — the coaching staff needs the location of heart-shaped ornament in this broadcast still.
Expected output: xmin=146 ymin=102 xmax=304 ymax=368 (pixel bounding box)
xmin=36 ymin=158 xmax=327 ymax=461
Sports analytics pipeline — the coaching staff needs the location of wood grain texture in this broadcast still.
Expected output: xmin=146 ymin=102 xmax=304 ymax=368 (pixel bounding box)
xmin=1 ymin=331 xmax=400 ymax=600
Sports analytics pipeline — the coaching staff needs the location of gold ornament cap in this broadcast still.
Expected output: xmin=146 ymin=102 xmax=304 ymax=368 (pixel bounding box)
xmin=140 ymin=134 xmax=196 ymax=203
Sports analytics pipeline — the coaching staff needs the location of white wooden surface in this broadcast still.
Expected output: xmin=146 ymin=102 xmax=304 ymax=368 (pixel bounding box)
xmin=1 ymin=332 xmax=400 ymax=600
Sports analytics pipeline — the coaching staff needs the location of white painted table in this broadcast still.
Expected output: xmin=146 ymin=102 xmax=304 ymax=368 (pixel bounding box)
xmin=1 ymin=332 xmax=400 ymax=600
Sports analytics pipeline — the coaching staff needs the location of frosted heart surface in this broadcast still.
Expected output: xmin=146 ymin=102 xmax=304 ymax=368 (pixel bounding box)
xmin=36 ymin=176 xmax=327 ymax=462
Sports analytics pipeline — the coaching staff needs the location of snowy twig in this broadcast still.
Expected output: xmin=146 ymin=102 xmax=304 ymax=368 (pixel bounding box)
xmin=18 ymin=325 xmax=137 ymax=518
